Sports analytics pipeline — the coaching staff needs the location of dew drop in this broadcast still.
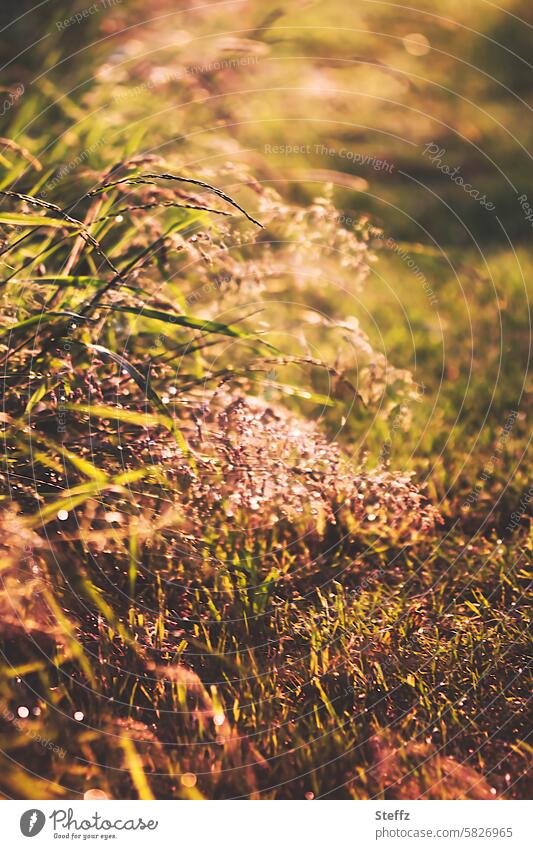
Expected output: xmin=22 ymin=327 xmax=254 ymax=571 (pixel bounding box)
xmin=84 ymin=789 xmax=108 ymax=800
xmin=403 ymin=33 xmax=430 ymax=56
xmin=105 ymin=512 xmax=122 ymax=524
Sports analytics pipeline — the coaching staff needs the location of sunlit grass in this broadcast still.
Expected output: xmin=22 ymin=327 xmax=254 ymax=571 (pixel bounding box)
xmin=0 ymin=0 xmax=530 ymax=800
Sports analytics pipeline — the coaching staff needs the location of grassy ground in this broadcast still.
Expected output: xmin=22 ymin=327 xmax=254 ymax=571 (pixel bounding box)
xmin=0 ymin=0 xmax=531 ymax=799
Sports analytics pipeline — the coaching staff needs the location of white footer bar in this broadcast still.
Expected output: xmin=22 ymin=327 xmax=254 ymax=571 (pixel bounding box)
xmin=4 ymin=799 xmax=531 ymax=848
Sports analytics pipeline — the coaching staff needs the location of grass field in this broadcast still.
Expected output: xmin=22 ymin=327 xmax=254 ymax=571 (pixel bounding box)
xmin=0 ymin=0 xmax=531 ymax=799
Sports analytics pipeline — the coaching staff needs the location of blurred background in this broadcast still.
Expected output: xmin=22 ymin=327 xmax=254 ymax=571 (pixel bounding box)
xmin=2 ymin=0 xmax=532 ymax=241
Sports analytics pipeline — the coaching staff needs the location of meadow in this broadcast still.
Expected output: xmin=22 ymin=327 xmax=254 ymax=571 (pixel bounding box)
xmin=0 ymin=0 xmax=530 ymax=799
